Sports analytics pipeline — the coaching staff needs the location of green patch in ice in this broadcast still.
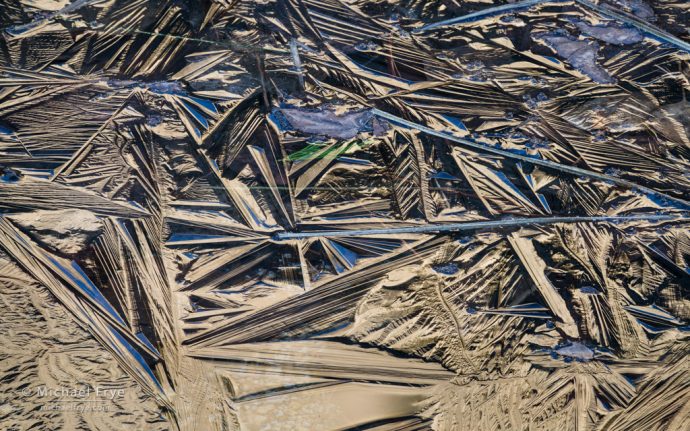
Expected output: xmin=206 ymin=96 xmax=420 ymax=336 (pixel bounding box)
xmin=285 ymin=140 xmax=372 ymax=161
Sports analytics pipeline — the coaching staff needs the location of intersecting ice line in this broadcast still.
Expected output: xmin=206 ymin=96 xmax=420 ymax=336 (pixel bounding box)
xmin=576 ymin=0 xmax=690 ymax=53
xmin=273 ymin=214 xmax=687 ymax=239
xmin=414 ymin=0 xmax=567 ymax=32
xmin=371 ymin=109 xmax=690 ymax=209
xmin=414 ymin=0 xmax=690 ymax=54
xmin=106 ymin=28 xmax=278 ymax=54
